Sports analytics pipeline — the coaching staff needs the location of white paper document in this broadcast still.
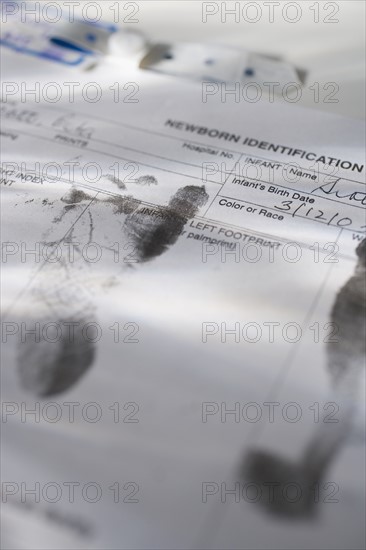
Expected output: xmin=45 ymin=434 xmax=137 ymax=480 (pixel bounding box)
xmin=1 ymin=45 xmax=365 ymax=550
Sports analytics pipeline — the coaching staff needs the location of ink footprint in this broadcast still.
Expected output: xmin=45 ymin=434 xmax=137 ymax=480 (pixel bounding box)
xmin=17 ymin=185 xmax=208 ymax=396
xmin=17 ymin=189 xmax=99 ymax=397
xmin=241 ymin=239 xmax=366 ymax=518
xmin=124 ymin=185 xmax=209 ymax=262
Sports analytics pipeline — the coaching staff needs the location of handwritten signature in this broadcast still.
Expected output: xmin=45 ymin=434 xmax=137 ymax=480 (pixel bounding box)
xmin=52 ymin=113 xmax=95 ymax=140
xmin=311 ymin=179 xmax=366 ymax=206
